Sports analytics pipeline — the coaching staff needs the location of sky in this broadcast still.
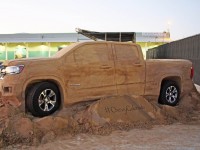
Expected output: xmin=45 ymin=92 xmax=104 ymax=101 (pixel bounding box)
xmin=0 ymin=0 xmax=200 ymax=40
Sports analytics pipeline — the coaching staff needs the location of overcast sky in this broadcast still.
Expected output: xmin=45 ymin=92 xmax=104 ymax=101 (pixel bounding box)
xmin=0 ymin=0 xmax=200 ymax=40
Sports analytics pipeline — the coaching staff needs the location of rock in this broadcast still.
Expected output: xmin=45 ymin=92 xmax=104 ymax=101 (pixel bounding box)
xmin=34 ymin=116 xmax=68 ymax=134
xmin=0 ymin=107 xmax=9 ymax=120
xmin=162 ymin=105 xmax=180 ymax=119
xmin=179 ymin=94 xmax=197 ymax=112
xmin=32 ymin=137 xmax=40 ymax=146
xmin=2 ymin=96 xmax=21 ymax=108
xmin=78 ymin=95 xmax=165 ymax=126
xmin=1 ymin=116 xmax=33 ymax=146
xmin=0 ymin=105 xmax=21 ymax=120
xmin=41 ymin=131 xmax=55 ymax=144
xmin=13 ymin=117 xmax=33 ymax=139
xmin=0 ymin=138 xmax=3 ymax=148
xmin=0 ymin=119 xmax=9 ymax=135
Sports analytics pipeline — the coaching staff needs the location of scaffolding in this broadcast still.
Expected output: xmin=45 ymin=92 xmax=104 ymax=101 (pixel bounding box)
xmin=76 ymin=28 xmax=136 ymax=43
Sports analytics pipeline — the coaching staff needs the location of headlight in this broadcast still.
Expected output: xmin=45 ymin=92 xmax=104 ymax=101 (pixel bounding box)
xmin=4 ymin=65 xmax=24 ymax=75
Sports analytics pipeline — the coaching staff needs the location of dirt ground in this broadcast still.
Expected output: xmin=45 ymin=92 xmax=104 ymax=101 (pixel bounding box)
xmin=1 ymin=84 xmax=200 ymax=150
xmin=11 ymin=123 xmax=200 ymax=150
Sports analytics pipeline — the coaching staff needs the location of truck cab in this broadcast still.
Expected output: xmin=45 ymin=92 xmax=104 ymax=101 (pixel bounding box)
xmin=60 ymin=42 xmax=145 ymax=103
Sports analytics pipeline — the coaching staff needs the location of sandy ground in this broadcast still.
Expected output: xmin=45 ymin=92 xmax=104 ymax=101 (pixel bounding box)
xmin=2 ymin=84 xmax=200 ymax=150
xmin=5 ymin=117 xmax=200 ymax=150
xmin=26 ymin=123 xmax=200 ymax=150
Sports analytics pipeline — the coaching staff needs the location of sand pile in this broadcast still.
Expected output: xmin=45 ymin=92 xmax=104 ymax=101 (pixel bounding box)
xmin=0 ymin=85 xmax=200 ymax=148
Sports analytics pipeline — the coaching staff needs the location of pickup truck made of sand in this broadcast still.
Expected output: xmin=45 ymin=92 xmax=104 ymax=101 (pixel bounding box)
xmin=0 ymin=41 xmax=194 ymax=117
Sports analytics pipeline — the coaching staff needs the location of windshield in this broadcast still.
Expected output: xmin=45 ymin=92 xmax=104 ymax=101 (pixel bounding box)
xmin=52 ymin=43 xmax=79 ymax=58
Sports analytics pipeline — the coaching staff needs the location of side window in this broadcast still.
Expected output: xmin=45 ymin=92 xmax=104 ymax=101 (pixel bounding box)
xmin=115 ymin=44 xmax=140 ymax=63
xmin=75 ymin=44 xmax=109 ymax=64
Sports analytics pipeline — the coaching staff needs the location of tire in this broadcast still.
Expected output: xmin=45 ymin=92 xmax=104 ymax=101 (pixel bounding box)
xmin=159 ymin=81 xmax=180 ymax=106
xmin=26 ymin=82 xmax=60 ymax=117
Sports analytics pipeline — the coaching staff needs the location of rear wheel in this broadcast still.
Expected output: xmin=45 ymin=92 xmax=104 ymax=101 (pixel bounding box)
xmin=159 ymin=81 xmax=180 ymax=106
xmin=26 ymin=82 xmax=60 ymax=117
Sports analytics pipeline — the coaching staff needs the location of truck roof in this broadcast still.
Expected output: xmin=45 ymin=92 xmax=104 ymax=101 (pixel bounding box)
xmin=52 ymin=41 xmax=139 ymax=58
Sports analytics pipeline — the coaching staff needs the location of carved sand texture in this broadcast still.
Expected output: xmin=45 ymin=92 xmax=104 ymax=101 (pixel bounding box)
xmin=0 ymin=42 xmax=193 ymax=111
xmin=0 ymin=84 xmax=199 ymax=148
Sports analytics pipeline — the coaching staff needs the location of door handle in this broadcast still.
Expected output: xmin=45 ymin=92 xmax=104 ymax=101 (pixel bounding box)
xmin=134 ymin=64 xmax=143 ymax=67
xmin=100 ymin=66 xmax=112 ymax=69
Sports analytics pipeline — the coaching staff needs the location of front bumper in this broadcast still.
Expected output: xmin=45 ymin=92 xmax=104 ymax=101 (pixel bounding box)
xmin=0 ymin=80 xmax=23 ymax=107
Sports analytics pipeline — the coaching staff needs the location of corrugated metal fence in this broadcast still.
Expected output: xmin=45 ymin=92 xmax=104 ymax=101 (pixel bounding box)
xmin=146 ymin=34 xmax=200 ymax=85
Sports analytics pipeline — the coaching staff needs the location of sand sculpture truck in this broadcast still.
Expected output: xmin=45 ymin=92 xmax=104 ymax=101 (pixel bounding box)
xmin=0 ymin=42 xmax=194 ymax=117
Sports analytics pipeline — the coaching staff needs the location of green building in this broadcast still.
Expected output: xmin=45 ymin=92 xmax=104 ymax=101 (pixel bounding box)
xmin=0 ymin=31 xmax=170 ymax=61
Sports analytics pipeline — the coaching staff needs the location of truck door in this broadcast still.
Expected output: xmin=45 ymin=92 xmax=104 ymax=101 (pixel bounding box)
xmin=65 ymin=43 xmax=116 ymax=103
xmin=113 ymin=43 xmax=145 ymax=95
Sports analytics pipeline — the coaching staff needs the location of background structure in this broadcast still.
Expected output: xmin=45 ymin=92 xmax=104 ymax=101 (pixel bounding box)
xmin=0 ymin=31 xmax=170 ymax=61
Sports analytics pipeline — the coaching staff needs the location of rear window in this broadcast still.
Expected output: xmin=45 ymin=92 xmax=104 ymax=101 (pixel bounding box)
xmin=115 ymin=44 xmax=139 ymax=63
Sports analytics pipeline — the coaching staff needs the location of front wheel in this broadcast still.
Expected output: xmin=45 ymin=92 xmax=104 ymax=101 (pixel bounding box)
xmin=159 ymin=81 xmax=180 ymax=106
xmin=26 ymin=82 xmax=60 ymax=117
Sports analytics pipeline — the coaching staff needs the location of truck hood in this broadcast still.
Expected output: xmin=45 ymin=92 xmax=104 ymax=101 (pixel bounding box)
xmin=2 ymin=57 xmax=58 ymax=66
xmin=1 ymin=57 xmax=62 ymax=78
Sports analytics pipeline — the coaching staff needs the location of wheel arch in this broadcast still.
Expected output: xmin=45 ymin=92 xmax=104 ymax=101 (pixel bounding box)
xmin=160 ymin=76 xmax=182 ymax=92
xmin=158 ymin=76 xmax=181 ymax=104
xmin=23 ymin=77 xmax=65 ymax=111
